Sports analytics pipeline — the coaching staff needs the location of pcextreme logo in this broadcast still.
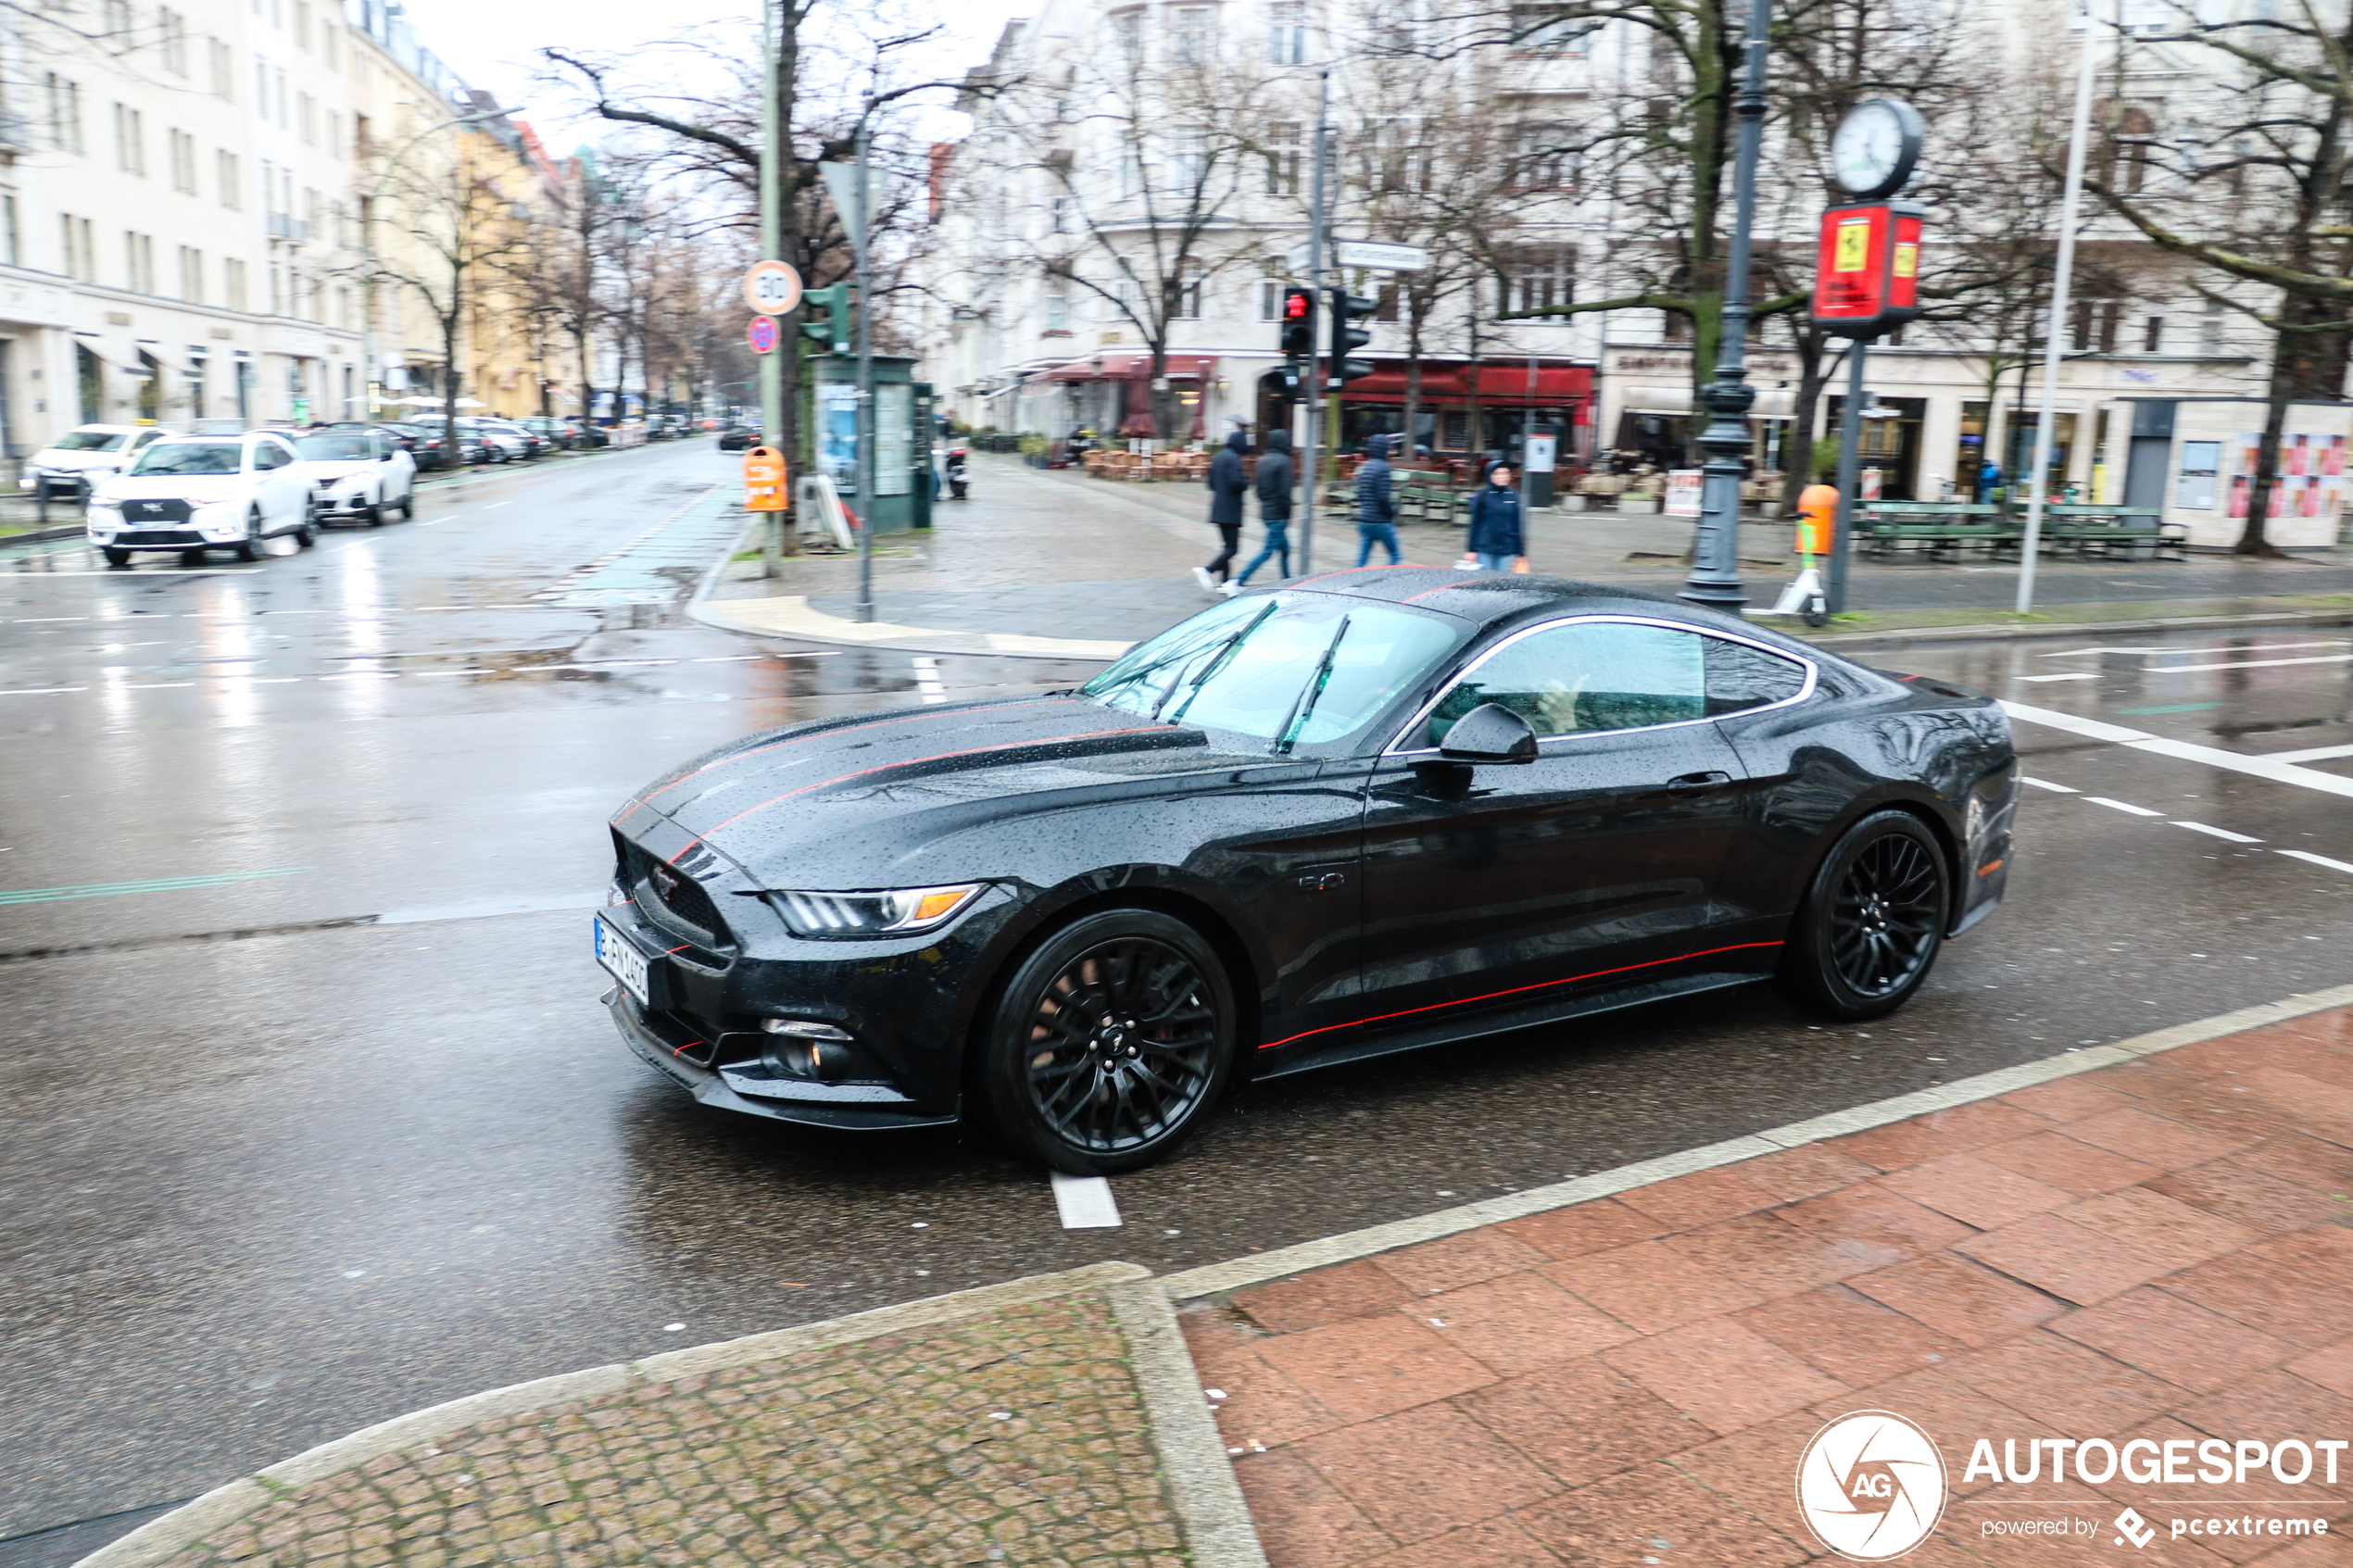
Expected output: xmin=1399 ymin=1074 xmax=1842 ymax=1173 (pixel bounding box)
xmin=1795 ymin=1411 xmax=1950 ymax=1561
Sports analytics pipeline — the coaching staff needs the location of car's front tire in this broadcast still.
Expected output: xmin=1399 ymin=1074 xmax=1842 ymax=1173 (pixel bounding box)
xmin=1779 ymin=809 xmax=1950 ymax=1022
xmin=975 ymin=908 xmax=1239 ymax=1174
xmin=233 ymin=510 xmax=262 ymax=562
xmin=103 ymin=546 xmax=130 ymax=567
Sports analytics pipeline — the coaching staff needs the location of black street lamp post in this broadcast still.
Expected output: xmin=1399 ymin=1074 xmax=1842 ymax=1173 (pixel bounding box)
xmin=1680 ymin=0 xmax=1773 ymax=610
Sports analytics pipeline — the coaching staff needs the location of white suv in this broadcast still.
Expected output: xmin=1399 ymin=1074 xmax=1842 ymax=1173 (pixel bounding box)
xmin=20 ymin=423 xmax=178 ymax=499
xmin=87 ymin=432 xmax=315 ymax=566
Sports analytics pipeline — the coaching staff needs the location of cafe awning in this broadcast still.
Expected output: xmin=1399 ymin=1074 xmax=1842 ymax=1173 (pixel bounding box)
xmin=1045 ymin=351 xmax=1219 ymax=383
xmin=1338 ymin=360 xmax=1592 ymax=407
xmin=1621 ymin=383 xmax=1797 ymax=419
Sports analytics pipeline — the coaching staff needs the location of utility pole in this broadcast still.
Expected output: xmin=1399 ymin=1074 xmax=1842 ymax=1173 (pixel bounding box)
xmin=757 ymin=0 xmax=786 ymax=575
xmin=2018 ymin=0 xmax=2102 ymax=614
xmin=853 ymin=121 xmax=875 ymax=623
xmin=1827 ymin=345 xmax=1868 ymax=613
xmin=1299 ymin=65 xmax=1329 ymax=575
xmin=1680 ymin=0 xmax=1770 ymax=610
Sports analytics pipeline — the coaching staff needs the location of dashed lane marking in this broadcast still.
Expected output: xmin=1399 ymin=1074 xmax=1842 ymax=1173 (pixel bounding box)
xmin=1050 ymin=1173 xmax=1123 ymax=1230
xmin=0 ymin=866 xmax=309 ymax=905
xmin=0 ymin=686 xmax=87 ymax=696
xmin=2084 ymin=797 xmax=2163 ymax=817
xmin=2174 ymin=822 xmax=2262 ymax=844
xmin=912 ymin=656 xmax=947 ymax=705
xmin=2268 ymin=742 xmax=2353 ymax=764
xmin=2279 ymin=849 xmax=2353 ymax=874
xmin=2150 ymin=652 xmax=2353 ymax=674
xmin=2020 ymin=777 xmax=2078 ymax=793
xmin=2038 ymin=639 xmax=2352 ymax=659
xmin=2015 ymin=673 xmax=2096 ymax=683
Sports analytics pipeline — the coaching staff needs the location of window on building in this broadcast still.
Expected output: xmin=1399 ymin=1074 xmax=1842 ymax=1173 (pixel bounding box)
xmin=178 ymin=245 xmax=203 ymax=302
xmin=218 ymin=150 xmax=241 ymax=207
xmin=254 ymin=60 xmax=269 ymax=109
xmin=1045 ymin=282 xmax=1069 ymax=332
xmin=103 ymin=0 xmax=131 ymax=36
xmin=1512 ymin=5 xmax=1592 ymax=54
xmin=2199 ymin=295 xmax=2224 ymax=355
xmin=1510 ymin=125 xmax=1577 ymax=191
xmin=225 ymin=257 xmax=248 ymax=311
xmin=2070 ymin=297 xmax=2120 ymax=352
xmin=1172 ymin=269 xmax=1205 ymax=319
xmin=297 ymin=93 xmax=315 ymax=144
xmin=1111 ymin=9 xmax=1144 ymax=69
xmin=1265 ymin=121 xmax=1302 ymax=195
xmin=0 ymin=194 xmax=16 ymax=267
xmin=170 ymin=129 xmax=197 ymax=194
xmin=276 ymin=69 xmax=290 ymax=127
xmin=1051 ymin=194 xmax=1074 ymax=233
xmin=1259 ymin=279 xmax=1287 ymax=321
xmin=1496 ymin=246 xmax=1575 ymax=316
xmin=2142 ymin=314 xmax=2164 ymax=353
xmin=295 ymin=0 xmax=310 ymax=48
xmin=1169 ymin=125 xmax=1208 ymax=193
xmin=210 ymin=39 xmax=233 ymax=97
xmin=1269 ymin=1 xmax=1307 ymax=64
xmin=160 ymin=9 xmax=190 ymax=74
xmin=1171 ymin=6 xmax=1213 ymax=64
xmin=113 ymin=104 xmax=145 ymax=174
xmin=59 ymin=214 xmax=91 ymax=282
xmin=1375 ymin=282 xmax=1400 ymax=322
xmin=124 ymin=231 xmax=155 ymax=294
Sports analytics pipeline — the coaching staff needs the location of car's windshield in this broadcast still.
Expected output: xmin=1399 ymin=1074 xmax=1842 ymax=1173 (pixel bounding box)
xmin=1085 ymin=595 xmax=1462 ymax=750
xmin=129 ymin=441 xmax=244 ymax=476
xmin=55 ymin=430 xmax=127 ymax=452
xmin=296 ymin=435 xmax=371 ymax=460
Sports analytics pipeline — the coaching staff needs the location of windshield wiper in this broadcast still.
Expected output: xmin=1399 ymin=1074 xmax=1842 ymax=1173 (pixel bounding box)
xmin=1159 ymin=602 xmax=1278 ymax=724
xmin=1274 ymin=615 xmax=1350 ymax=754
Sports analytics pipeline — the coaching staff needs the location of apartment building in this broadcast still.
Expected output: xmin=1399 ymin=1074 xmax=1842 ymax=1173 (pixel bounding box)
xmin=917 ymin=0 xmax=2295 ymax=514
xmin=0 ymin=0 xmax=572 ymax=455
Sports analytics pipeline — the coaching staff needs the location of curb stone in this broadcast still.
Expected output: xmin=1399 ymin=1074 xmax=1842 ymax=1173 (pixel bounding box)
xmin=1155 ymin=979 xmax=2353 ymax=1302
xmin=70 ymin=1260 xmax=1286 ymax=1568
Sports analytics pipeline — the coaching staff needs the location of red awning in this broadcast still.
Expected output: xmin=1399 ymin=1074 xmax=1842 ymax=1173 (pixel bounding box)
xmin=1045 ymin=351 xmax=1218 ymax=383
xmin=1337 ymin=360 xmax=1592 ymax=406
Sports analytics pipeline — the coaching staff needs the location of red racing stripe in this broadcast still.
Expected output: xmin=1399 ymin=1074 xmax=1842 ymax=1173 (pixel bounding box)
xmin=1257 ymin=939 xmax=1786 ymax=1050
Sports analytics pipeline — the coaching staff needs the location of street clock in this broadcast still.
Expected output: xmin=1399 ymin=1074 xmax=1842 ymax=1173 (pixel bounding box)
xmin=1830 ymin=98 xmax=1924 ymax=200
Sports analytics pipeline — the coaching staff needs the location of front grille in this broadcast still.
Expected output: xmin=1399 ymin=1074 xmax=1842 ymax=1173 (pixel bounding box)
xmin=612 ymin=832 xmax=733 ymax=950
xmin=122 ymin=498 xmax=194 ymax=524
xmin=119 ymin=529 xmax=202 ymax=546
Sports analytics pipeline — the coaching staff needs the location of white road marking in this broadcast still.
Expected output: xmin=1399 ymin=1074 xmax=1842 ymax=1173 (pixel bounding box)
xmin=2040 ymin=639 xmax=2351 ymax=659
xmin=2084 ymin=797 xmax=2163 ymax=817
xmin=2173 ymin=822 xmax=2261 ymax=844
xmin=12 ymin=567 xmax=262 ymax=576
xmin=2277 ymin=849 xmax=2353 ymax=875
xmin=10 ymin=617 xmax=87 ymax=623
xmin=912 ymin=656 xmax=947 ymax=705
xmin=484 ymin=502 xmax=511 ymax=508
xmin=120 ymin=681 xmax=195 ymax=689
xmin=1050 ymin=1172 xmax=1123 ymax=1229
xmin=2264 ymin=742 xmax=2353 ymax=764
xmin=2000 ymin=702 xmax=2353 ymax=801
xmin=2020 ymin=777 xmax=2078 ymax=793
xmin=317 ymin=671 xmax=398 ymax=681
xmin=2149 ymin=653 xmax=2353 ymax=674
xmin=691 ymin=656 xmax=761 ymax=662
xmin=2016 ymin=673 xmax=2096 ymax=684
xmin=0 ymin=686 xmax=87 ymax=696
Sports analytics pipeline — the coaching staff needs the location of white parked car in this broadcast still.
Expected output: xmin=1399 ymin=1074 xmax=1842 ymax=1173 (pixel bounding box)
xmin=86 ymin=431 xmax=315 ymax=566
xmin=20 ymin=423 xmax=178 ymax=499
xmin=458 ymin=418 xmax=527 ymax=462
xmin=292 ymin=428 xmax=417 ymax=526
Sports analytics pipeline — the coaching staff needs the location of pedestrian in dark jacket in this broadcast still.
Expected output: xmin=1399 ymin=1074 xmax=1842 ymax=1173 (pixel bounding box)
xmin=1228 ymin=430 xmax=1296 ymax=591
xmin=1354 ymin=435 xmax=1401 ymax=566
xmin=1196 ymin=428 xmax=1252 ymax=594
xmin=1464 ymin=463 xmax=1527 ymax=573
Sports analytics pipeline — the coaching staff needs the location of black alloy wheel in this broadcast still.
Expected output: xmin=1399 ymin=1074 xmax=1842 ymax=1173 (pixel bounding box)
xmin=978 ymin=909 xmax=1236 ymax=1173
xmin=1778 ymin=809 xmax=1949 ymax=1022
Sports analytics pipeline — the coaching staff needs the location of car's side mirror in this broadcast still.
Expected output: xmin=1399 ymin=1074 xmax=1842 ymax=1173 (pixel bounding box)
xmin=1437 ymin=702 xmax=1539 ymax=764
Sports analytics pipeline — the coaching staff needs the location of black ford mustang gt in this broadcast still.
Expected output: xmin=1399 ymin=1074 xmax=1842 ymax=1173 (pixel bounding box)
xmin=600 ymin=570 xmax=2016 ymax=1173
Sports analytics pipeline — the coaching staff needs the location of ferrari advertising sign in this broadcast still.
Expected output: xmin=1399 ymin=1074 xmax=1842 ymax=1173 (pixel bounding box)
xmin=1811 ymin=202 xmax=1924 ymax=340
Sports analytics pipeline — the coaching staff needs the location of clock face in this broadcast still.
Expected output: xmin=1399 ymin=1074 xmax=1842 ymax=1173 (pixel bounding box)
xmin=1831 ymin=99 xmax=1920 ymax=197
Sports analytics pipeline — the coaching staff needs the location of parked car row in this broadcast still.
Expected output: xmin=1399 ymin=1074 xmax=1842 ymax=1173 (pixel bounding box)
xmin=84 ymin=427 xmax=417 ymax=566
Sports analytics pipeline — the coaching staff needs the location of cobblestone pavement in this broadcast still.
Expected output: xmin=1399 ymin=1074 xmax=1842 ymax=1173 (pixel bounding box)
xmin=154 ymin=1293 xmax=1186 ymax=1568
xmin=1180 ymin=1005 xmax=2353 ymax=1568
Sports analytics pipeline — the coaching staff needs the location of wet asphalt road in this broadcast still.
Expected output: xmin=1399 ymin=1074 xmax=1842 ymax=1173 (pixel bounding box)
xmin=4 ymin=449 xmax=2350 ymax=1559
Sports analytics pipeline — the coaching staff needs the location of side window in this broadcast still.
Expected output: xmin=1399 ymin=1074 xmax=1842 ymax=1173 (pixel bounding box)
xmin=1428 ymin=621 xmax=1706 ymax=744
xmin=253 ymin=440 xmax=283 ymax=470
xmin=370 ymin=433 xmax=388 ymax=459
xmin=1703 ymin=638 xmax=1809 ymax=716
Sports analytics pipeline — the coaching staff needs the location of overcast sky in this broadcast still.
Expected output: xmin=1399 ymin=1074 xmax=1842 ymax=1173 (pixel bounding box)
xmin=389 ymin=0 xmax=1026 ymax=151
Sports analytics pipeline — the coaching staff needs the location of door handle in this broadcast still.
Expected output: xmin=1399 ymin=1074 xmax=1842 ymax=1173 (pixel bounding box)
xmin=1666 ymin=770 xmax=1733 ymax=793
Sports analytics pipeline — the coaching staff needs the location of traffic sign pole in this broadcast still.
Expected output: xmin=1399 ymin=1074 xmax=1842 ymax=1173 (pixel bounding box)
xmin=758 ymin=0 xmax=784 ymax=574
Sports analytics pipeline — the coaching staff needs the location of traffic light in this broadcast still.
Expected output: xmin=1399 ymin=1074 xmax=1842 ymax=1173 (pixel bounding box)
xmin=1327 ymin=288 xmax=1377 ymax=386
xmin=800 ymin=281 xmax=850 ymax=354
xmin=1278 ymin=285 xmax=1315 ymax=359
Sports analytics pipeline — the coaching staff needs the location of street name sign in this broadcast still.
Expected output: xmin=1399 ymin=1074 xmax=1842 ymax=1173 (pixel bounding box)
xmin=1284 ymin=239 xmax=1429 ymax=275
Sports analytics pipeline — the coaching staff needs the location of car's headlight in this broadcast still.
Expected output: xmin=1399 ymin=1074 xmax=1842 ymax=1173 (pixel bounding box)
xmin=770 ymin=884 xmax=983 ymax=937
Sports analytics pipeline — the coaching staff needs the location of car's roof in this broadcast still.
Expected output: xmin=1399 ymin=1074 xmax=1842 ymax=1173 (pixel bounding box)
xmin=1287 ymin=567 xmax=1816 ymax=651
xmin=66 ymin=423 xmax=147 ymax=434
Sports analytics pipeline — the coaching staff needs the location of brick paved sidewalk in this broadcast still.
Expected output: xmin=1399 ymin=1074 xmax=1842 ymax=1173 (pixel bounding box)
xmin=1180 ymin=1005 xmax=2353 ymax=1568
xmin=90 ymin=1265 xmax=1258 ymax=1568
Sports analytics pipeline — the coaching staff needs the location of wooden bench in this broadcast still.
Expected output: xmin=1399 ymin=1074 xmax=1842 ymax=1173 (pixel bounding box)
xmin=2035 ymin=506 xmax=2185 ymax=560
xmin=1858 ymin=503 xmax=2007 ymax=558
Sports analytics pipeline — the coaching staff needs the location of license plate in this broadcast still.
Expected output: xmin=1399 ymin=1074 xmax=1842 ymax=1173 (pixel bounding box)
xmin=595 ymin=915 xmax=653 ymax=1007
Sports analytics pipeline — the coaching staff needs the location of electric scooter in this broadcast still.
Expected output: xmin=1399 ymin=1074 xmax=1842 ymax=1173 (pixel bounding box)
xmin=946 ymin=448 xmax=969 ymax=501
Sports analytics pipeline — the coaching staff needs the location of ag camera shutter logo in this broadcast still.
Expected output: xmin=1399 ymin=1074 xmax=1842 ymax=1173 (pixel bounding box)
xmin=1795 ymin=1411 xmax=1949 ymax=1560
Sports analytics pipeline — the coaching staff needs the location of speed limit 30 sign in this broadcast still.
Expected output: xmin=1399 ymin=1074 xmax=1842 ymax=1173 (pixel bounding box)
xmin=743 ymin=259 xmax=802 ymax=317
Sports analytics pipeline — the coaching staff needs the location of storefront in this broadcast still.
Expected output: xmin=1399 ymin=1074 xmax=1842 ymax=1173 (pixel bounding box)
xmin=1335 ymin=359 xmax=1591 ymax=461
xmin=1039 ymin=350 xmax=1219 ymax=439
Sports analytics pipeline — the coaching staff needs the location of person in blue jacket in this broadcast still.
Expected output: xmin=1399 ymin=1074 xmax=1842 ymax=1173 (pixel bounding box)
xmin=1464 ymin=461 xmax=1527 ymax=572
xmin=1354 ymin=435 xmax=1400 ymax=566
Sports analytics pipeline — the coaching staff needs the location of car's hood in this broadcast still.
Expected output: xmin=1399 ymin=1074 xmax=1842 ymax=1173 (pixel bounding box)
xmin=614 ymin=695 xmax=1274 ymax=884
xmin=296 ymin=459 xmax=371 ymax=480
xmin=32 ymin=448 xmax=123 ymax=470
xmin=99 ymin=475 xmax=245 ymax=503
